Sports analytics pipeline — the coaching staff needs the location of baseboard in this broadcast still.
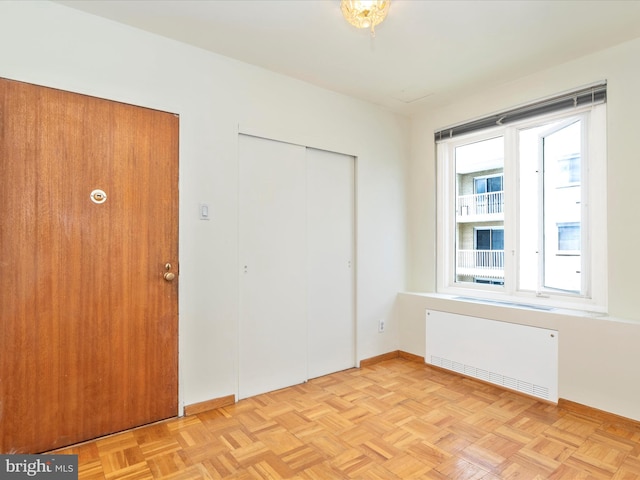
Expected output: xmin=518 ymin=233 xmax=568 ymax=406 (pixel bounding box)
xmin=558 ymin=398 xmax=640 ymax=428
xmin=184 ymin=394 xmax=235 ymax=416
xmin=359 ymin=350 xmax=400 ymax=367
xmin=399 ymin=351 xmax=425 ymax=363
xmin=359 ymin=350 xmax=425 ymax=367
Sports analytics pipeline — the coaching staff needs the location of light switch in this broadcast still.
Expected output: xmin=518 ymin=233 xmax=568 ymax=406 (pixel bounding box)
xmin=199 ymin=203 xmax=210 ymax=220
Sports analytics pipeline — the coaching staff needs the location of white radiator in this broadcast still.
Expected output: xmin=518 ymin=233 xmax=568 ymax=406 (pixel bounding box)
xmin=426 ymin=309 xmax=558 ymax=402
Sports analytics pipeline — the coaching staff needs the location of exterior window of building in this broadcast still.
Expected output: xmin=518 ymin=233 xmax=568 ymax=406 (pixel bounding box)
xmin=475 ymin=175 xmax=503 ymax=195
xmin=436 ymin=85 xmax=607 ymax=311
xmin=557 ymin=154 xmax=581 ymax=185
xmin=558 ymin=222 xmax=580 ymax=251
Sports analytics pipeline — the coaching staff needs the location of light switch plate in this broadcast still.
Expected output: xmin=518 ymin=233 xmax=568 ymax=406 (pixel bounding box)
xmin=199 ymin=203 xmax=210 ymax=220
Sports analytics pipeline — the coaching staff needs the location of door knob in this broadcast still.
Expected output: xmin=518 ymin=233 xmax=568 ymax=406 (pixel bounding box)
xmin=164 ymin=263 xmax=176 ymax=282
xmin=164 ymin=272 xmax=175 ymax=282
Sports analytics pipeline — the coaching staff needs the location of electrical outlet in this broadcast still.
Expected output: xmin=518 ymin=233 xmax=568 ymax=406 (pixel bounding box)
xmin=378 ymin=319 xmax=385 ymax=333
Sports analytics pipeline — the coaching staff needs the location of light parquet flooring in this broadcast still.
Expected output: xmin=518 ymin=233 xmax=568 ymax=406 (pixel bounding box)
xmin=54 ymin=358 xmax=640 ymax=479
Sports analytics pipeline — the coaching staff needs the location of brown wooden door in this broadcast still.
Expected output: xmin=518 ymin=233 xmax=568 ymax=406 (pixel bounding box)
xmin=0 ymin=78 xmax=179 ymax=453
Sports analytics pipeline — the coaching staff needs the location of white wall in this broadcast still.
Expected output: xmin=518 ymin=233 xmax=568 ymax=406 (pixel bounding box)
xmin=405 ymin=37 xmax=640 ymax=421
xmin=0 ymin=1 xmax=407 ymax=409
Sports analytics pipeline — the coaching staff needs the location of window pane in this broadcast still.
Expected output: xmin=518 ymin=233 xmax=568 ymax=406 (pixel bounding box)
xmin=492 ymin=229 xmax=504 ymax=250
xmin=476 ymin=229 xmax=491 ymax=250
xmin=474 ymin=178 xmax=487 ymax=194
xmin=542 ymin=120 xmax=582 ymax=293
xmin=455 ymin=136 xmax=504 ymax=285
xmin=518 ymin=119 xmax=581 ymax=293
xmin=487 ymin=175 xmax=503 ymax=192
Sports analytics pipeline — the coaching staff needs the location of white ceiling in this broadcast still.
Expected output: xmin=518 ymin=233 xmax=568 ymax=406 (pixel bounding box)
xmin=55 ymin=0 xmax=640 ymax=115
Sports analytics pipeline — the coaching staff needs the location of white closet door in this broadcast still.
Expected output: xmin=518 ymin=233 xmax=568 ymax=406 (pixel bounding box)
xmin=238 ymin=135 xmax=307 ymax=399
xmin=307 ymin=148 xmax=355 ymax=379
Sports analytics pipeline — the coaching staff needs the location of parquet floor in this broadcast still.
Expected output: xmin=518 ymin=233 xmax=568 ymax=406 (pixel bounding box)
xmin=54 ymin=358 xmax=640 ymax=479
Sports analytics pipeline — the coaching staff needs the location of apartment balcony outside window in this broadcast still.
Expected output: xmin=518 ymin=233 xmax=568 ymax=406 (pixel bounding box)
xmin=456 ymin=249 xmax=505 ymax=279
xmin=457 ymin=191 xmax=504 ymax=221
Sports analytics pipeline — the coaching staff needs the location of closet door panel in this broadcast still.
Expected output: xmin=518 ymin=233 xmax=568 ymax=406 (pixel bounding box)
xmin=238 ymin=135 xmax=307 ymax=399
xmin=307 ymin=148 xmax=355 ymax=379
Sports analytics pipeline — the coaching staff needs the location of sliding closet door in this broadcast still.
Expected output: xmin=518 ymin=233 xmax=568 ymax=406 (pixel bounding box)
xmin=238 ymin=135 xmax=307 ymax=399
xmin=307 ymin=148 xmax=355 ymax=379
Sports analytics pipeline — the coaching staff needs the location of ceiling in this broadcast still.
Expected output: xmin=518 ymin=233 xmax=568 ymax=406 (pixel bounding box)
xmin=55 ymin=0 xmax=640 ymax=115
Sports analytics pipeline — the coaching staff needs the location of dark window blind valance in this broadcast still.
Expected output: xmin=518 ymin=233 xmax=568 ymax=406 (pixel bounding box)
xmin=434 ymin=83 xmax=607 ymax=142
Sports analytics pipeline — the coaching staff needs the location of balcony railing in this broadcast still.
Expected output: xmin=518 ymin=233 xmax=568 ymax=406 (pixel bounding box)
xmin=457 ymin=249 xmax=504 ymax=278
xmin=457 ymin=191 xmax=504 ymax=217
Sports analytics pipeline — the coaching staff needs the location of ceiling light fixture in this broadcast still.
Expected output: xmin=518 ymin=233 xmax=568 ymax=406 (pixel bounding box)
xmin=341 ymin=0 xmax=390 ymax=36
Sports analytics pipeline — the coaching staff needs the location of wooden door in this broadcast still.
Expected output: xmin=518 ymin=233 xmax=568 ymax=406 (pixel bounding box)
xmin=306 ymin=148 xmax=355 ymax=379
xmin=238 ymin=134 xmax=307 ymax=399
xmin=0 ymin=78 xmax=179 ymax=453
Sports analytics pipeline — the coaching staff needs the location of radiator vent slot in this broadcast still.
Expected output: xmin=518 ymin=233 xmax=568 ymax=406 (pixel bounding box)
xmin=430 ymin=355 xmax=550 ymax=400
xmin=426 ymin=310 xmax=558 ymax=402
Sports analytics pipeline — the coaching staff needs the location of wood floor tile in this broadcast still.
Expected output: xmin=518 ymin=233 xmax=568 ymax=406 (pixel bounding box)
xmin=77 ymin=460 xmax=107 ymax=480
xmin=431 ymin=430 xmax=474 ymax=455
xmin=614 ymin=455 xmax=640 ymax=479
xmin=49 ymin=358 xmax=640 ymax=479
xmin=406 ymin=440 xmax=452 ymax=468
xmin=547 ymin=463 xmax=611 ymax=479
xmin=496 ymin=459 xmax=551 ymax=480
xmin=338 ymin=423 xmax=377 ymax=447
xmin=361 ymin=437 xmax=400 ymax=461
xmin=432 ymin=457 xmax=492 ymax=479
xmin=460 ymin=433 xmax=521 ymax=473
xmin=200 ymin=453 xmax=239 ymax=478
xmin=419 ymin=408 xmax=459 ymax=430
xmin=462 ymin=410 xmax=508 ymax=434
xmin=158 ymin=464 xmax=214 ymax=480
xmin=566 ymin=437 xmax=630 ymax=477
xmin=514 ymin=436 xmax=576 ymax=472
xmin=297 ymin=463 xmax=345 ymax=479
xmin=382 ymin=452 xmax=432 ymax=478
xmin=329 ymin=448 xmax=373 ymax=477
xmin=145 ymin=451 xmax=189 ymax=478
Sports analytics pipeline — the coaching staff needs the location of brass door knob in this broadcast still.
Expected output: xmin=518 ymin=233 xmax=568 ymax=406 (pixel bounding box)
xmin=163 ymin=263 xmax=175 ymax=282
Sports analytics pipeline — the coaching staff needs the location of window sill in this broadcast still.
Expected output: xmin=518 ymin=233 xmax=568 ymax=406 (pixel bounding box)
xmin=402 ymin=291 xmax=607 ymax=318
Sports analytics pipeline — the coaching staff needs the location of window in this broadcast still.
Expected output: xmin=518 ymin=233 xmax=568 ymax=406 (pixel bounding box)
xmin=475 ymin=227 xmax=503 ymax=251
xmin=475 ymin=175 xmax=503 ymax=195
xmin=557 ymin=154 xmax=581 ymax=185
xmin=558 ymin=222 xmax=580 ymax=252
xmin=436 ymin=84 xmax=607 ymax=311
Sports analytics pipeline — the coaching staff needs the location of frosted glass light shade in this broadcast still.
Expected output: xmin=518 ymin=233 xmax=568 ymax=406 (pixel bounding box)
xmin=341 ymin=0 xmax=390 ymax=35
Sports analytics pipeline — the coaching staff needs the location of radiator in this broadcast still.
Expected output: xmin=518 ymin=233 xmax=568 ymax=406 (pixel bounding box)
xmin=426 ymin=309 xmax=558 ymax=402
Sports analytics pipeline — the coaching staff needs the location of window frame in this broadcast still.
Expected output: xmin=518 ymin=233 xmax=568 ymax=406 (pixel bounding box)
xmin=436 ymin=103 xmax=607 ymax=312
